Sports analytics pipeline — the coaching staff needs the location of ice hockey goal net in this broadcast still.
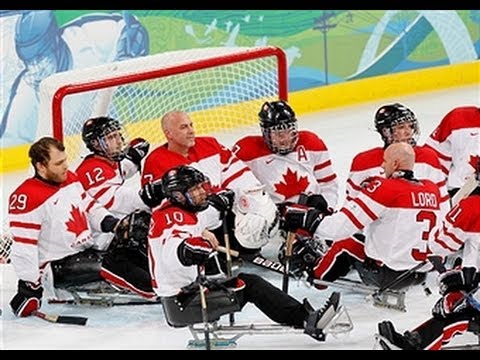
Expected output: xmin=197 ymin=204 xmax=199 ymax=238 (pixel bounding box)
xmin=0 ymin=46 xmax=288 ymax=264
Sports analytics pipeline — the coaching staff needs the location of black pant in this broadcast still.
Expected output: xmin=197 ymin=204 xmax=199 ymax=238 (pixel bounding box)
xmin=237 ymin=273 xmax=308 ymax=328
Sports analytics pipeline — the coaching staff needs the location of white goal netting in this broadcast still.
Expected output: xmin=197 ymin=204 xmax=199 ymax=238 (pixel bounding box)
xmin=0 ymin=46 xmax=288 ymax=264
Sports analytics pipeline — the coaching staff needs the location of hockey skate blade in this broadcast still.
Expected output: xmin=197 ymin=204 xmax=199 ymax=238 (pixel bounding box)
xmin=187 ymin=338 xmax=237 ymax=350
xmin=323 ymin=306 xmax=354 ymax=336
xmin=373 ymin=334 xmax=402 ymax=350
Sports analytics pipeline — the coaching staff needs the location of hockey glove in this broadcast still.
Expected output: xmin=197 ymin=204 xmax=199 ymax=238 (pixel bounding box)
xmin=208 ymin=189 xmax=235 ymax=219
xmin=437 ymin=267 xmax=477 ymax=295
xmin=432 ymin=291 xmax=469 ymax=319
xmin=10 ymin=280 xmax=43 ymax=317
xmin=112 ymin=209 xmax=151 ymax=254
xmin=177 ymin=237 xmax=214 ymax=266
xmin=283 ymin=204 xmax=324 ymax=234
xmin=140 ymin=180 xmax=165 ymax=208
xmin=299 ymin=193 xmax=333 ymax=216
xmin=278 ymin=235 xmax=324 ymax=278
xmin=126 ymin=138 xmax=150 ymax=167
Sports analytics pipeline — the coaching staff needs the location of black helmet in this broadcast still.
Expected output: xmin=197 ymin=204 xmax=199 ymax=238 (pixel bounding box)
xmin=259 ymin=100 xmax=298 ymax=155
xmin=81 ymin=117 xmax=126 ymax=161
xmin=161 ymin=165 xmax=211 ymax=212
xmin=374 ymin=103 xmax=419 ymax=147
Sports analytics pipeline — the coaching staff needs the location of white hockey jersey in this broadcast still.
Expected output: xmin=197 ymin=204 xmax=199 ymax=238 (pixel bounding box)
xmin=346 ymin=145 xmax=449 ymax=214
xmin=233 ymin=131 xmax=339 ymax=208
xmin=75 ymin=155 xmax=146 ymax=217
xmin=8 ymin=171 xmax=113 ymax=284
xmin=429 ymin=193 xmax=480 ymax=269
xmin=148 ymin=201 xmax=222 ymax=297
xmin=425 ymin=106 xmax=480 ymax=190
xmin=75 ymin=155 xmax=148 ymax=247
xmin=142 ymin=136 xmax=261 ymax=192
xmin=315 ymin=175 xmax=442 ymax=271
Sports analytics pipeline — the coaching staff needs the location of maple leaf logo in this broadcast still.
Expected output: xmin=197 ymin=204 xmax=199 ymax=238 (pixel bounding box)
xmin=274 ymin=168 xmax=309 ymax=200
xmin=469 ymin=155 xmax=479 ymax=172
xmin=65 ymin=205 xmax=89 ymax=237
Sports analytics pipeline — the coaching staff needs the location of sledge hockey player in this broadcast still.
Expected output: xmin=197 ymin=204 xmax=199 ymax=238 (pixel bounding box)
xmin=77 ymin=116 xmax=150 ymax=219
xmin=233 ymin=100 xmax=339 ymax=210
xmin=376 ymin=159 xmax=480 ymax=350
xmin=8 ymin=137 xmax=154 ymax=317
xmin=425 ymin=106 xmax=480 ymax=198
xmin=148 ymin=165 xmax=349 ymax=342
xmin=283 ymin=142 xmax=442 ymax=291
xmin=140 ymin=110 xmax=278 ymax=260
xmin=346 ymin=103 xmax=449 ymax=212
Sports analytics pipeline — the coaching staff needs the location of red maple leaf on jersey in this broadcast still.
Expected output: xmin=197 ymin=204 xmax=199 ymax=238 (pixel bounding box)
xmin=274 ymin=168 xmax=309 ymax=200
xmin=65 ymin=205 xmax=89 ymax=237
xmin=469 ymin=155 xmax=479 ymax=171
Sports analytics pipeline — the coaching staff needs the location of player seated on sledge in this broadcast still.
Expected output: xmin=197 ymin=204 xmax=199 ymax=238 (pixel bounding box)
xmin=147 ymin=165 xmax=349 ymax=341
xmin=376 ymin=160 xmax=480 ymax=350
xmin=282 ymin=142 xmax=442 ymax=291
xmin=8 ymin=137 xmax=155 ymax=318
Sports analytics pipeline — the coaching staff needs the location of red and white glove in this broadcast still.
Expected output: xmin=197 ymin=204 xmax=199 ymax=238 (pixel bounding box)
xmin=432 ymin=291 xmax=469 ymax=318
xmin=10 ymin=280 xmax=43 ymax=317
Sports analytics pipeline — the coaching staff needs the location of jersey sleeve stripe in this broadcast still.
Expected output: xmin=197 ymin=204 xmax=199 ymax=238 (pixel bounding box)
xmin=347 ymin=178 xmax=362 ymax=191
xmin=13 ymin=236 xmax=38 ymax=245
xmin=441 ymin=224 xmax=464 ymax=246
xmin=222 ymin=167 xmax=251 ymax=188
xmin=316 ymin=174 xmax=337 ymax=183
xmin=340 ymin=208 xmax=364 ymax=230
xmin=313 ymin=160 xmax=332 ymax=171
xmin=351 ymin=197 xmax=378 ymax=221
xmin=9 ymin=221 xmax=41 ymax=230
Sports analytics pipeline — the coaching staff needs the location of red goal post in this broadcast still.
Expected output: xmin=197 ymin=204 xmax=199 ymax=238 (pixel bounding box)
xmin=0 ymin=46 xmax=288 ymax=264
xmin=37 ymin=45 xmax=288 ymax=166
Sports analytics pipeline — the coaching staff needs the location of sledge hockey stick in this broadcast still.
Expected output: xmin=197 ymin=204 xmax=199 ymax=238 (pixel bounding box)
xmin=451 ymin=174 xmax=479 ymax=206
xmin=32 ymin=310 xmax=88 ymax=326
xmin=47 ymin=298 xmax=162 ymax=307
xmin=197 ymin=265 xmax=211 ymax=350
xmin=222 ymin=219 xmax=235 ymax=326
xmin=282 ymin=231 xmax=295 ymax=293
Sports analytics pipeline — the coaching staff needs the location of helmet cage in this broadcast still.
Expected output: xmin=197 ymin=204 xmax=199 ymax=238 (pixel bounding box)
xmin=83 ymin=118 xmax=127 ymax=161
xmin=162 ymin=166 xmax=212 ymax=212
xmin=259 ymin=101 xmax=299 ymax=155
xmin=261 ymin=122 xmax=299 ymax=155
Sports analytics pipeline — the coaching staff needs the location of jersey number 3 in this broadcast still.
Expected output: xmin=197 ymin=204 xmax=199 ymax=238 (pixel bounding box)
xmin=411 ymin=210 xmax=437 ymax=261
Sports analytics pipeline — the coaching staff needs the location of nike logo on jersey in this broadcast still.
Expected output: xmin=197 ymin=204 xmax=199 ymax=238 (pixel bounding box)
xmin=265 ymin=158 xmax=275 ymax=165
xmin=53 ymin=199 xmax=59 ymax=205
xmin=470 ymin=132 xmax=478 ymax=136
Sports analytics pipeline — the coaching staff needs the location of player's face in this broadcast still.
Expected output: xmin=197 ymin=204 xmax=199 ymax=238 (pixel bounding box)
xmin=187 ymin=181 xmax=211 ymax=208
xmin=269 ymin=128 xmax=297 ymax=153
xmin=167 ymin=115 xmax=195 ymax=150
xmin=391 ymin=121 xmax=414 ymax=143
xmin=103 ymin=130 xmax=125 ymax=160
xmin=40 ymin=147 xmax=69 ymax=183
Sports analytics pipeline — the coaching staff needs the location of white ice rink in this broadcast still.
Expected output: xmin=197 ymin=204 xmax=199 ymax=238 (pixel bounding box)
xmin=1 ymin=84 xmax=479 ymax=349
